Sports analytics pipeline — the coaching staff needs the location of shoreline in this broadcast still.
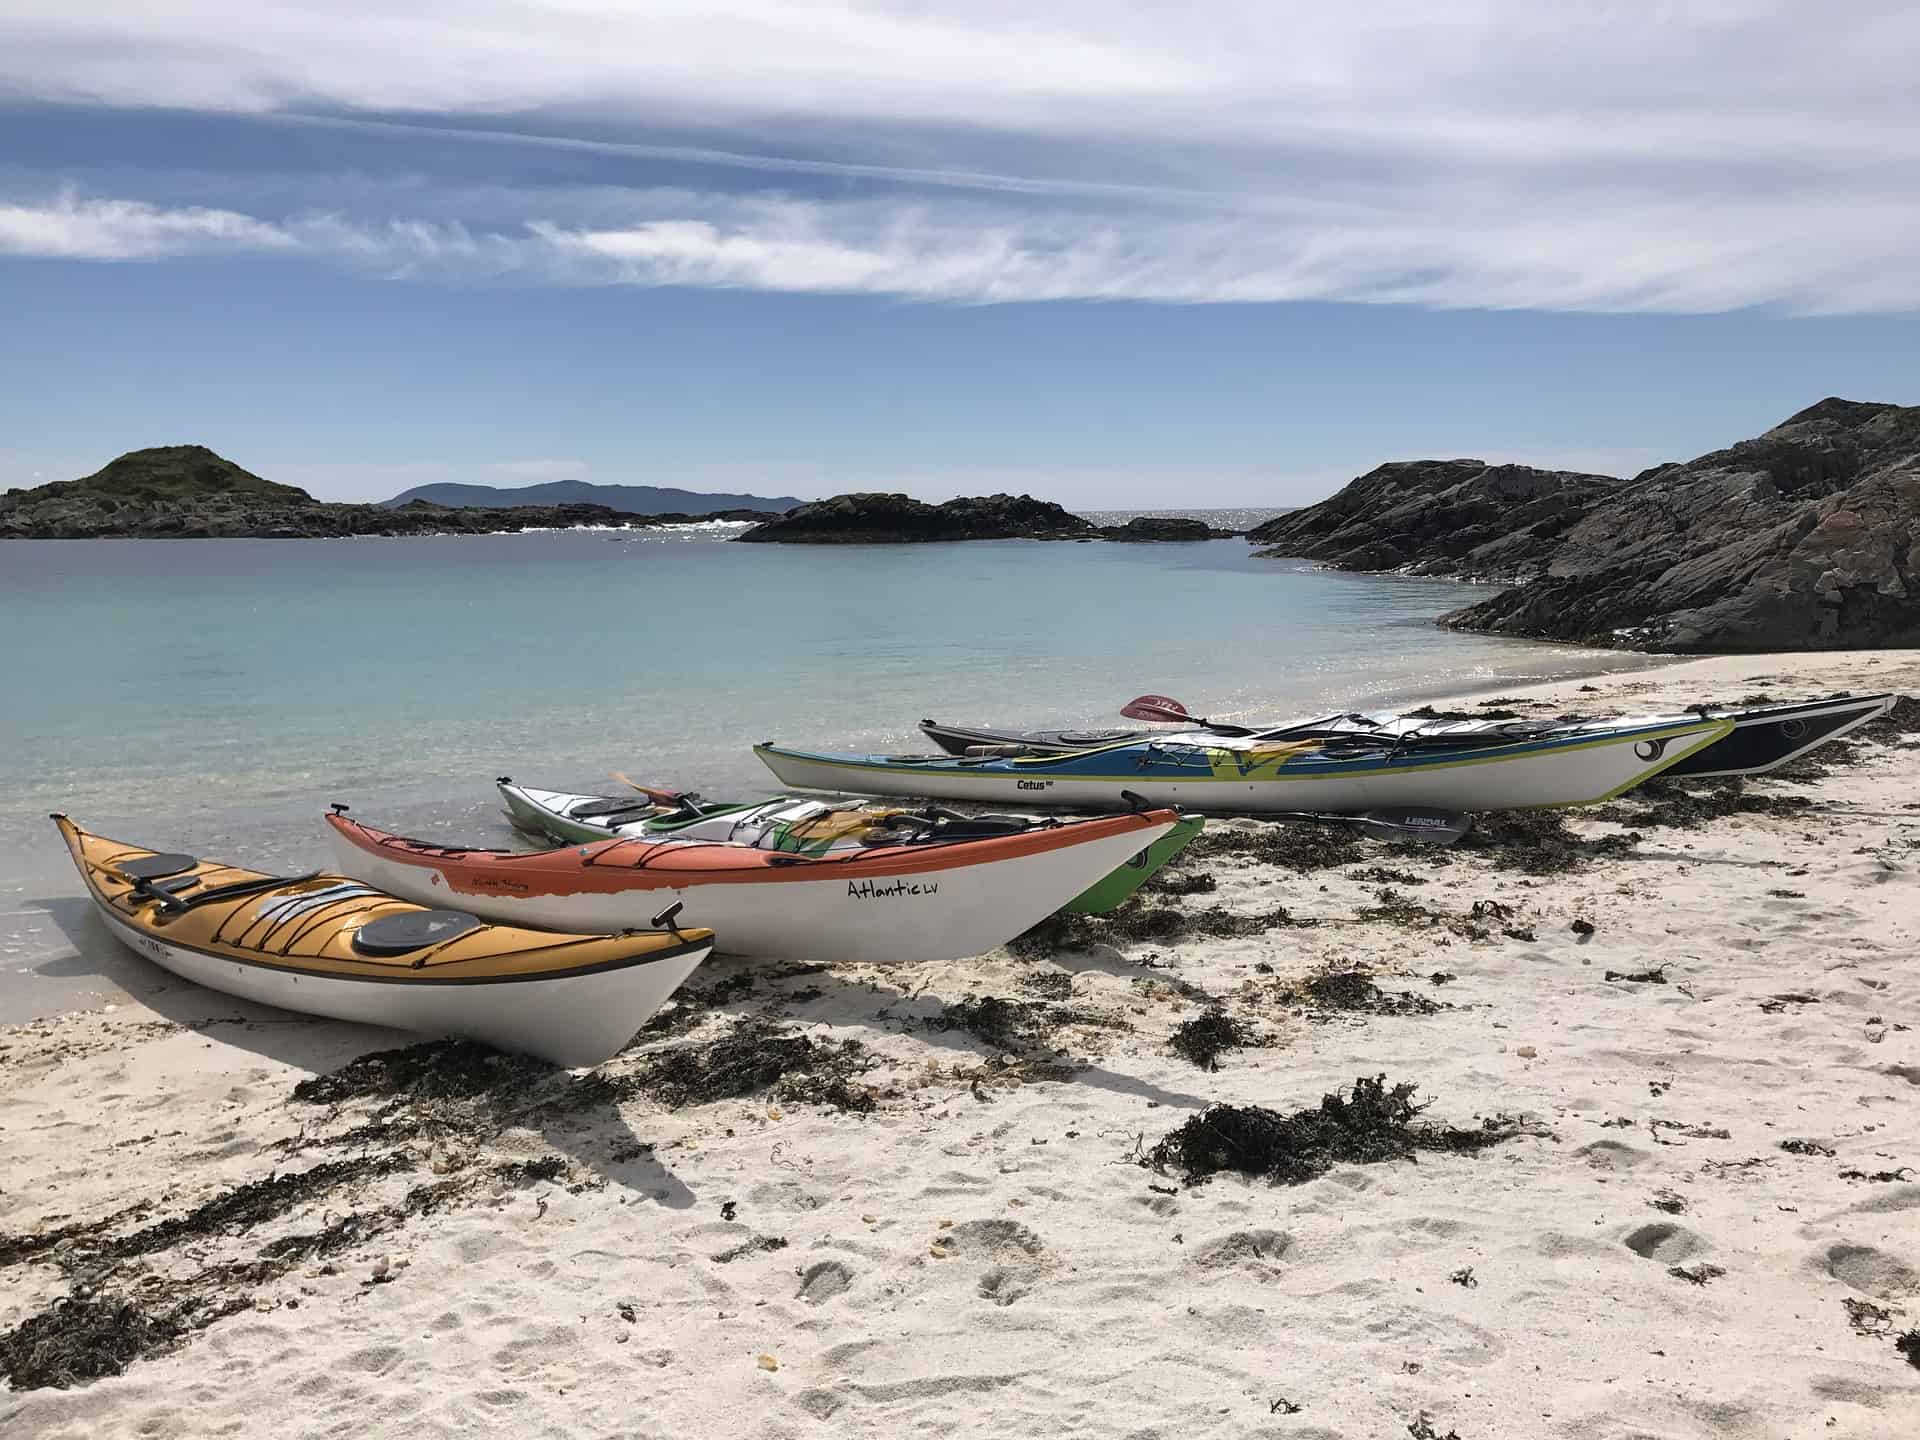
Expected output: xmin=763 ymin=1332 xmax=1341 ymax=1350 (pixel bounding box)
xmin=5 ymin=650 xmax=1918 ymax=1433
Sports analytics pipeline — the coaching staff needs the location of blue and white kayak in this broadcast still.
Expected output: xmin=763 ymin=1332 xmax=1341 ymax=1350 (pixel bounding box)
xmin=756 ymin=715 xmax=1734 ymax=814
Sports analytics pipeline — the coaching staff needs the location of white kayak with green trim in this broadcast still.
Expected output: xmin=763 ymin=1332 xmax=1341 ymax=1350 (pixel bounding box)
xmin=754 ymin=714 xmax=1734 ymax=814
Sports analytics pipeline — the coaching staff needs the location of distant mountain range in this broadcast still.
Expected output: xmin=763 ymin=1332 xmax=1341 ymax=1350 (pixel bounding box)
xmin=382 ymin=479 xmax=805 ymax=514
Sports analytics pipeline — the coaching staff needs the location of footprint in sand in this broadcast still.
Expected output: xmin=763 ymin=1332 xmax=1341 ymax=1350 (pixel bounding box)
xmin=1575 ymin=1139 xmax=1649 ymax=1171
xmin=1818 ymin=1242 xmax=1920 ymax=1298
xmin=942 ymin=1219 xmax=1045 ymax=1258
xmin=796 ymin=1259 xmax=854 ymax=1305
xmin=1623 ymin=1222 xmax=1706 ymax=1263
xmin=1883 ymin=1064 xmax=1920 ymax=1087
xmin=976 ymin=1267 xmax=1032 ymax=1306
xmin=939 ymin=1220 xmax=1049 ymax=1305
xmin=1189 ymin=1228 xmax=1292 ymax=1270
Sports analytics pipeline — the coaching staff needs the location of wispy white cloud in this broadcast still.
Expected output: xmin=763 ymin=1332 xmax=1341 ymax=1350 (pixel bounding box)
xmin=3 ymin=4 xmax=1919 ymax=312
xmin=4 ymin=185 xmax=1918 ymax=315
xmin=0 ymin=192 xmax=294 ymax=259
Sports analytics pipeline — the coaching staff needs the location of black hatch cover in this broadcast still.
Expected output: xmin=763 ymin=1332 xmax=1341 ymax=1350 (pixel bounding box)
xmin=117 ymin=852 xmax=199 ymax=881
xmin=352 ymin=909 xmax=485 ymax=957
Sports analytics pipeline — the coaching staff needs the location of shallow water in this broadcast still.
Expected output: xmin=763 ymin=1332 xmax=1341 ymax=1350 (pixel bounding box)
xmin=0 ymin=522 xmax=1662 ymax=1016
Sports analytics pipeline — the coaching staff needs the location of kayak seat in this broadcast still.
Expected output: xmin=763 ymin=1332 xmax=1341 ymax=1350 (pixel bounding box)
xmin=142 ymin=871 xmax=322 ymax=913
xmin=914 ymin=817 xmax=1039 ymax=842
xmin=569 ymin=796 xmax=662 ymax=819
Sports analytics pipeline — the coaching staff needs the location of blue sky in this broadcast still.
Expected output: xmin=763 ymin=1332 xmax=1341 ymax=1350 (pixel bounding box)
xmin=2 ymin=4 xmax=1916 ymax=506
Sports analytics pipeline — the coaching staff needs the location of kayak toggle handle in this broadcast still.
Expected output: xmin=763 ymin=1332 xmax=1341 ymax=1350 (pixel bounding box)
xmin=330 ymin=802 xmax=350 ymax=815
xmin=1120 ymin=789 xmax=1150 ymax=812
xmin=651 ymin=901 xmax=685 ymax=933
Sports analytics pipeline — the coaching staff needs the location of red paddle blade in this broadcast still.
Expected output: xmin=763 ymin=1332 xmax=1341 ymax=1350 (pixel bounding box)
xmin=1120 ymin=694 xmax=1193 ymax=723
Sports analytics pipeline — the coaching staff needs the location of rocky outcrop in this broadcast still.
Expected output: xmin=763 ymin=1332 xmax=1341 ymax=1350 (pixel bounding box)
xmin=1246 ymin=398 xmax=1920 ymax=651
xmin=735 ymin=492 xmax=1099 ymax=543
xmin=1439 ymin=399 xmax=1920 ymax=651
xmin=0 ymin=446 xmax=747 ymax=539
xmin=1246 ymin=460 xmax=1623 ymax=578
xmin=1099 ymin=516 xmax=1237 ymax=541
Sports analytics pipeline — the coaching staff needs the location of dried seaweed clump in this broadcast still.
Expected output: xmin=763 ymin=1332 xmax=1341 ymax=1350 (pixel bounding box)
xmin=1292 ymin=971 xmax=1443 ymax=1017
xmin=934 ymin=996 xmax=1053 ymax=1050
xmin=1144 ymin=868 xmax=1218 ymax=896
xmin=1169 ymin=1009 xmax=1263 ymax=1070
xmin=1009 ymin=900 xmax=1307 ymax=957
xmin=292 ymin=1039 xmax=553 ymax=1106
xmin=1459 ymin=810 xmax=1640 ymax=874
xmin=635 ymin=1014 xmax=876 ymax=1112
xmin=1146 ymin=1075 xmax=1520 ymax=1185
xmin=1592 ymin=778 xmax=1813 ymax=831
xmin=0 ymin=1295 xmax=187 ymax=1391
xmin=932 ymin=994 xmax=1128 ymax=1053
xmin=1858 ymin=695 xmax=1920 ymax=742
xmin=1188 ymin=822 xmax=1364 ymax=873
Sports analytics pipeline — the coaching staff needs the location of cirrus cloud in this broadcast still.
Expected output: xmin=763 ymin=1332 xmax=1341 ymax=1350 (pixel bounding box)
xmin=3 ymin=183 xmax=1918 ymax=315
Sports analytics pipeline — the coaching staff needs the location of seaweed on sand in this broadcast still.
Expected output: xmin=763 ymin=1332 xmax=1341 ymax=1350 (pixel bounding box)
xmin=1858 ymin=695 xmax=1920 ymax=743
xmin=1143 ymin=868 xmax=1218 ymax=896
xmin=1008 ymin=900 xmax=1309 ymax=957
xmin=1145 ymin=1075 xmax=1522 ymax=1185
xmin=291 ymin=1039 xmax=552 ymax=1107
xmin=933 ymin=996 xmax=1053 ymax=1049
xmin=1778 ymin=1138 xmax=1836 ymax=1157
xmin=1898 ymin=1329 xmax=1920 ymax=1370
xmin=1348 ymin=865 xmax=1428 ymax=886
xmin=1284 ymin=971 xmax=1443 ymax=1017
xmin=1 ymin=1154 xmax=412 ymax=1270
xmin=1457 ymin=810 xmax=1640 ymax=874
xmin=1187 ymin=823 xmax=1365 ymax=873
xmin=1019 ymin=969 xmax=1075 ymax=1001
xmin=633 ymin=1013 xmax=877 ymax=1112
xmin=1591 ymin=778 xmax=1813 ymax=831
xmin=1168 ymin=1009 xmax=1264 ymax=1070
xmin=930 ymin=995 xmax=1132 ymax=1053
xmin=1353 ymin=888 xmax=1532 ymax=943
xmin=0 ymin=1294 xmax=188 ymax=1391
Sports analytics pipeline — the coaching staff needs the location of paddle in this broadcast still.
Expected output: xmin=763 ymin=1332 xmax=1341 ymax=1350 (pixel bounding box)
xmin=1272 ymin=806 xmax=1473 ymax=847
xmin=1120 ymin=694 xmax=1371 ymax=741
xmin=1119 ymin=693 xmax=1274 ymax=736
xmin=610 ymin=772 xmax=708 ymax=816
xmin=1120 ymin=694 xmax=1203 ymax=725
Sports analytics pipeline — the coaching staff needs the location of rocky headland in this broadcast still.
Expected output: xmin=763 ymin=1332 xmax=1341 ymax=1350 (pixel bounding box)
xmin=1250 ymin=398 xmax=1920 ymax=652
xmin=735 ymin=492 xmax=1236 ymax=543
xmin=0 ymin=447 xmax=765 ymax=539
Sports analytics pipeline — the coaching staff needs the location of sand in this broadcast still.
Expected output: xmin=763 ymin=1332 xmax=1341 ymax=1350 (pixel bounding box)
xmin=3 ymin=649 xmax=1918 ymax=1439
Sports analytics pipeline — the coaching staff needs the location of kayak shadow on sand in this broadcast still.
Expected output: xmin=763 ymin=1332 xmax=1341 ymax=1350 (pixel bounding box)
xmin=21 ymin=894 xmax=698 ymax=1206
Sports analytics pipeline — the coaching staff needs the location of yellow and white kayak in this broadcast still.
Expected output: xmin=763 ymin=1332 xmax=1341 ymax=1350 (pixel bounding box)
xmin=52 ymin=814 xmax=714 ymax=1067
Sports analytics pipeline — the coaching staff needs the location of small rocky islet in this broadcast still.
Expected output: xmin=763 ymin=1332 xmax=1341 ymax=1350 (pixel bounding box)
xmin=733 ymin=493 xmax=1236 ymax=543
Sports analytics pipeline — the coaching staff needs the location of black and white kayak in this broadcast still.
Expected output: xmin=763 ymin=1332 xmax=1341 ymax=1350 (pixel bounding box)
xmin=920 ymin=693 xmax=1896 ymax=780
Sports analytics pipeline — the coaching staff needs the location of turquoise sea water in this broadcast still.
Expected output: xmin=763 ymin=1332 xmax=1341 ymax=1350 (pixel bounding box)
xmin=0 ymin=520 xmax=1661 ymax=1015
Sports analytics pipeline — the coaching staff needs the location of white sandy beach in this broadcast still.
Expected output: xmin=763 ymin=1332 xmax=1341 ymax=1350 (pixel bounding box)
xmin=3 ymin=650 xmax=1918 ymax=1439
